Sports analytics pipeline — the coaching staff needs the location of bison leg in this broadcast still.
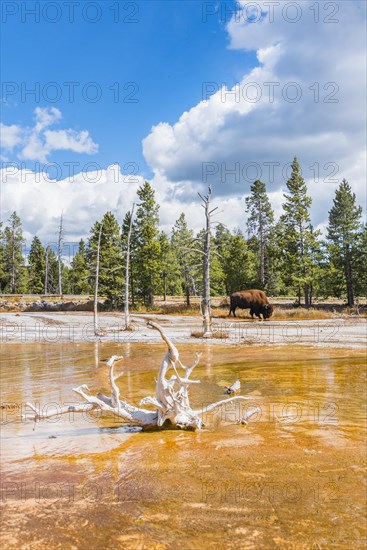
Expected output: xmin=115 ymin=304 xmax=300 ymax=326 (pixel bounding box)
xmin=252 ymin=308 xmax=261 ymax=320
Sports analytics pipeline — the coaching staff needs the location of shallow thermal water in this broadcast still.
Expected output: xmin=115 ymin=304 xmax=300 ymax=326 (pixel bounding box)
xmin=0 ymin=342 xmax=366 ymax=549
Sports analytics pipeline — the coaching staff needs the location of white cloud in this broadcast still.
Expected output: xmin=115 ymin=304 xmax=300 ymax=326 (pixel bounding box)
xmin=142 ymin=0 xmax=367 ymax=227
xmin=21 ymin=133 xmax=49 ymax=163
xmin=0 ymin=123 xmax=23 ymax=149
xmin=1 ymin=107 xmax=98 ymax=162
xmin=0 ymin=163 xmax=261 ymax=250
xmin=0 ymin=165 xmax=143 ymax=247
xmin=1 ymin=1 xmax=366 ymax=243
xmin=34 ymin=106 xmax=61 ymax=133
xmin=44 ymin=129 xmax=98 ymax=155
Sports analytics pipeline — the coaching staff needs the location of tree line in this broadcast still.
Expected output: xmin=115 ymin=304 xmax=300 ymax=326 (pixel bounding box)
xmin=0 ymin=158 xmax=366 ymax=307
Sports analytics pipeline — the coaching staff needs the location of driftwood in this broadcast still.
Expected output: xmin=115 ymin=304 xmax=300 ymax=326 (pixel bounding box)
xmin=225 ymin=380 xmax=241 ymax=394
xmin=240 ymin=406 xmax=261 ymax=425
xmin=25 ymin=322 xmax=256 ymax=431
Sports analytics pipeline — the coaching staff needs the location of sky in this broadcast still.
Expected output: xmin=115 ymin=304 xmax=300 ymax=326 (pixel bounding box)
xmin=1 ymin=0 xmax=366 ymax=252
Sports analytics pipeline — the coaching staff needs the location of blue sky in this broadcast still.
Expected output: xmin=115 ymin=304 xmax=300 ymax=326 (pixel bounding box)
xmin=2 ymin=0 xmax=256 ymax=179
xmin=1 ymin=1 xmax=366 ymax=244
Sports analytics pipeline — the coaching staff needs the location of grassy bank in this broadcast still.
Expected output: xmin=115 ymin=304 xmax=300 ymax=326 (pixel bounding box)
xmin=0 ymin=294 xmax=366 ymax=320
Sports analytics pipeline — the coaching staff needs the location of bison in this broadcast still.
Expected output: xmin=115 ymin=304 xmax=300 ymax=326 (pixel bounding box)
xmin=229 ymin=289 xmax=273 ymax=320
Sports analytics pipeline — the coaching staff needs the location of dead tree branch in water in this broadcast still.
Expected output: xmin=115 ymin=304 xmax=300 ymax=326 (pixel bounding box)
xmin=24 ymin=322 xmax=256 ymax=431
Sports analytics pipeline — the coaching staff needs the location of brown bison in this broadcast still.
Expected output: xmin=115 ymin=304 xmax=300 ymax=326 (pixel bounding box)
xmin=229 ymin=289 xmax=273 ymax=320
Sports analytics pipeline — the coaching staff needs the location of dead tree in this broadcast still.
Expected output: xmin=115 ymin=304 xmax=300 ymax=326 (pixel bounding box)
xmin=24 ymin=322 xmax=258 ymax=431
xmin=44 ymin=246 xmax=49 ymax=294
xmin=93 ymin=223 xmax=103 ymax=336
xmin=198 ymin=186 xmax=218 ymax=337
xmin=57 ymin=213 xmax=64 ymax=296
xmin=124 ymin=204 xmax=135 ymax=330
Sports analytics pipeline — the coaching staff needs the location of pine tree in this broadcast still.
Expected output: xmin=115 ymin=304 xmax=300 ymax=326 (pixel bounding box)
xmin=4 ymin=212 xmax=26 ymax=293
xmin=61 ymin=264 xmax=72 ymax=294
xmin=262 ymin=221 xmax=284 ymax=296
xmin=0 ymin=222 xmax=5 ymax=291
xmin=327 ymin=179 xmax=362 ymax=306
xmin=121 ymin=205 xmax=135 ymax=327
xmin=69 ymin=239 xmax=91 ymax=294
xmin=158 ymin=231 xmax=181 ymax=300
xmin=279 ymin=158 xmax=315 ymax=305
xmin=245 ymin=180 xmax=274 ymax=288
xmin=220 ymin=230 xmax=257 ymax=294
xmin=28 ymin=236 xmax=45 ymax=293
xmin=44 ymin=245 xmax=59 ymax=293
xmin=355 ymin=224 xmax=367 ymax=300
xmin=307 ymin=225 xmax=326 ymax=303
xmin=171 ymin=213 xmax=198 ymax=305
xmin=134 ymin=182 xmax=161 ymax=307
xmin=122 ymin=209 xmax=138 ymax=308
xmin=88 ymin=212 xmax=123 ymax=307
xmin=214 ymin=223 xmax=232 ymax=257
xmin=214 ymin=223 xmax=232 ymax=295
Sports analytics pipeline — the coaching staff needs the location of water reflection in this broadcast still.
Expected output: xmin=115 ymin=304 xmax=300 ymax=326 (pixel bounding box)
xmin=1 ymin=343 xmax=366 ymax=549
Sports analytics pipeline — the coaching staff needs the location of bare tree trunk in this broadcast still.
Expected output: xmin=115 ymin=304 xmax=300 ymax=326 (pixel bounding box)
xmin=185 ymin=275 xmax=190 ymax=306
xmin=191 ymin=275 xmax=198 ymax=296
xmin=304 ymin=285 xmax=309 ymax=307
xmin=131 ymin=275 xmax=135 ymax=308
xmin=345 ymin=262 xmax=354 ymax=306
xmin=124 ymin=204 xmax=134 ymax=330
xmin=259 ymin=206 xmax=265 ymax=286
xmin=163 ymin=274 xmax=167 ymax=302
xmin=44 ymin=247 xmax=49 ymax=294
xmin=94 ymin=223 xmax=103 ymax=336
xmin=11 ymin=241 xmax=15 ymax=293
xmin=57 ymin=213 xmax=64 ymax=296
xmin=199 ymin=186 xmax=216 ymax=337
xmin=260 ymin=239 xmax=265 ymax=287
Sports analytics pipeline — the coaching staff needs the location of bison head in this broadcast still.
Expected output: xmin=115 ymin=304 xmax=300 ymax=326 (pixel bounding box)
xmin=262 ymin=303 xmax=274 ymax=319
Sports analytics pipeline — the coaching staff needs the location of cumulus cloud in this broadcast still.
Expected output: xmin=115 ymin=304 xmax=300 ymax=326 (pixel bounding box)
xmin=142 ymin=0 xmax=366 ymax=227
xmin=0 ymin=123 xmax=24 ymax=149
xmin=34 ymin=106 xmax=61 ymax=133
xmin=1 ymin=107 xmax=98 ymax=162
xmin=43 ymin=129 xmax=98 ymax=155
xmin=0 ymin=162 xmax=260 ymax=251
xmin=1 ymin=1 xmax=366 ymax=243
xmin=0 ymin=164 xmax=143 ymax=247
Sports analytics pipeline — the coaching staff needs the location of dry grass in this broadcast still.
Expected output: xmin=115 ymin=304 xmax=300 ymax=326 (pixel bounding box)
xmin=133 ymin=302 xmax=366 ymax=321
xmin=191 ymin=329 xmax=229 ymax=339
xmin=2 ymin=294 xmax=366 ymax=320
xmin=214 ymin=305 xmax=365 ymax=321
xmin=111 ymin=324 xmax=136 ymax=332
xmin=160 ymin=304 xmax=201 ymax=315
xmin=0 ymin=294 xmax=95 ymax=303
xmin=131 ymin=303 xmax=201 ymax=315
xmin=213 ymin=307 xmax=232 ymax=319
xmin=344 ymin=307 xmax=367 ymax=318
xmin=272 ymin=308 xmax=334 ymax=320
